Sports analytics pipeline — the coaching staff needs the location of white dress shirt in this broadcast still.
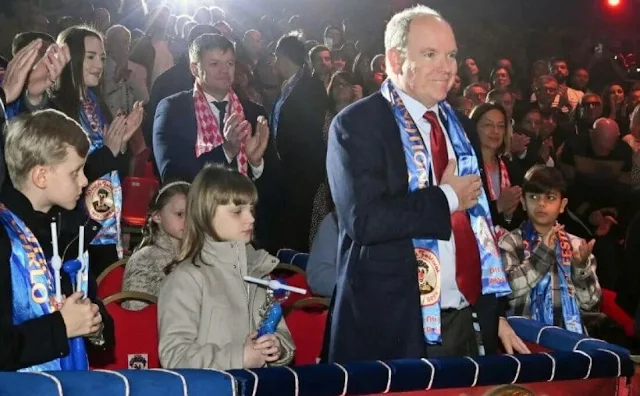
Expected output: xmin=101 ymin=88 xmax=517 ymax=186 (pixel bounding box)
xmin=203 ymin=92 xmax=264 ymax=179
xmin=394 ymin=87 xmax=468 ymax=310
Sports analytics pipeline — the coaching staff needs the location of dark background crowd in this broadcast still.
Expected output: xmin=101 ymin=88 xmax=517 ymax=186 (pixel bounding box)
xmin=3 ymin=0 xmax=640 ymax=358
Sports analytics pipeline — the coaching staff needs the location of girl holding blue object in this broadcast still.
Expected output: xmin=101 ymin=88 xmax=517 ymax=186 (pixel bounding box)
xmin=158 ymin=165 xmax=294 ymax=370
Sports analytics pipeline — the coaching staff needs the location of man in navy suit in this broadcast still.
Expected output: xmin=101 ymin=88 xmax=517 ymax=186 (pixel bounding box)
xmin=143 ymin=24 xmax=220 ymax=152
xmin=153 ymin=34 xmax=283 ymax=250
xmin=326 ymin=6 xmax=528 ymax=362
xmin=153 ymin=33 xmax=269 ymax=183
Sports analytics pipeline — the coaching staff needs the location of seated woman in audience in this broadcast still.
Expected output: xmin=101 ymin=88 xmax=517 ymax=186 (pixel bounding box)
xmin=158 ymin=165 xmax=294 ymax=370
xmin=499 ymin=166 xmax=601 ymax=334
xmin=602 ymin=83 xmax=628 ymax=135
xmin=122 ymin=181 xmax=190 ymax=310
xmin=470 ymin=103 xmax=525 ymax=230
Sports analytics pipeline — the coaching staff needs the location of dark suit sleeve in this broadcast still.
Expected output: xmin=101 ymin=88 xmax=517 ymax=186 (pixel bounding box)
xmin=143 ymin=81 xmax=164 ymax=151
xmin=0 ymin=313 xmax=69 ymax=371
xmin=153 ymin=98 xmax=193 ymax=182
xmin=327 ymin=110 xmax=452 ymax=246
xmin=84 ymin=146 xmax=129 ymax=183
xmin=0 ymin=228 xmax=69 ymax=370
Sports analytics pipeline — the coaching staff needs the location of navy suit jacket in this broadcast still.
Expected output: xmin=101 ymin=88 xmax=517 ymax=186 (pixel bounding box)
xmin=325 ymin=92 xmax=501 ymax=363
xmin=152 ymin=90 xmax=282 ymax=251
xmin=143 ymin=58 xmax=193 ymax=151
xmin=153 ymin=90 xmax=267 ymax=183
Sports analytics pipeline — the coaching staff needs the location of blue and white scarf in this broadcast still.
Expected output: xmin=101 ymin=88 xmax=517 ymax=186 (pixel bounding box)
xmin=0 ymin=205 xmax=87 ymax=371
xmin=79 ymin=90 xmax=123 ymax=258
xmin=521 ymin=221 xmax=583 ymax=334
xmin=381 ymin=80 xmax=511 ymax=344
xmin=270 ymin=67 xmax=304 ymax=139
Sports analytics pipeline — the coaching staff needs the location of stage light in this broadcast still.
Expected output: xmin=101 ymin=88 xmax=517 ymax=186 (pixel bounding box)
xmin=607 ymin=0 xmax=621 ymax=7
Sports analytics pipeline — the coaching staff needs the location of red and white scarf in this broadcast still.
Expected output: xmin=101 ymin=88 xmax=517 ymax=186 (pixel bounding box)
xmin=486 ymin=157 xmax=511 ymax=201
xmin=193 ymin=82 xmax=248 ymax=175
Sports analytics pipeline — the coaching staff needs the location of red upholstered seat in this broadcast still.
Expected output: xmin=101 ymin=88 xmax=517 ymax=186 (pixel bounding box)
xmin=285 ymin=298 xmax=329 ymax=366
xmin=601 ymin=288 xmax=634 ymax=337
xmin=96 ymin=259 xmax=128 ymax=300
xmin=131 ymin=148 xmax=156 ymax=178
xmin=121 ymin=177 xmax=159 ymax=227
xmin=90 ymin=292 xmax=159 ymax=370
xmin=282 ymin=273 xmax=311 ymax=307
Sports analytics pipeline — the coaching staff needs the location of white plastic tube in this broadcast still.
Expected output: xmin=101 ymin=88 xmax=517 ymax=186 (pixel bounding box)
xmin=50 ymin=223 xmax=62 ymax=304
xmin=243 ymin=276 xmax=307 ymax=295
xmin=76 ymin=226 xmax=84 ymax=292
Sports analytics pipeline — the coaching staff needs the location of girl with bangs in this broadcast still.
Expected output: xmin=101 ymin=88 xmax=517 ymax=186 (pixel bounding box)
xmin=157 ymin=165 xmax=294 ymax=370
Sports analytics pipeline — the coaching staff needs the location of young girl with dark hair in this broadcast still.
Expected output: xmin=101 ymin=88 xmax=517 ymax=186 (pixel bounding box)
xmin=23 ymin=26 xmax=144 ymax=275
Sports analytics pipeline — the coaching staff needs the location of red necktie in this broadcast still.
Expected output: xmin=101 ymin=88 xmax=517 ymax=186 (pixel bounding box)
xmin=423 ymin=111 xmax=481 ymax=305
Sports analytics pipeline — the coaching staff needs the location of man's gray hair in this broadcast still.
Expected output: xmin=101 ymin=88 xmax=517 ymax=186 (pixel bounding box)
xmin=384 ymin=5 xmax=443 ymax=55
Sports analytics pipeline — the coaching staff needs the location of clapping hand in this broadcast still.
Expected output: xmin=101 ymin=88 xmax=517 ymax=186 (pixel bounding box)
xmin=103 ymin=114 xmax=127 ymax=156
xmin=27 ymin=43 xmax=71 ymax=105
xmin=589 ymin=210 xmax=618 ymax=237
xmin=246 ymin=116 xmax=269 ymax=167
xmin=542 ymin=223 xmax=564 ymax=248
xmin=2 ymin=39 xmax=43 ymax=103
xmin=496 ymin=186 xmax=522 ymax=215
xmin=511 ymin=133 xmax=530 ymax=156
xmin=223 ymin=112 xmax=251 ymax=159
xmin=121 ymin=101 xmax=144 ymax=145
xmin=572 ymin=239 xmax=595 ymax=268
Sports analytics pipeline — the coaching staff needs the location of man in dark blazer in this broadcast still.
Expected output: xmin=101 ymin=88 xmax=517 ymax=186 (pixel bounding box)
xmin=153 ymin=33 xmax=269 ymax=183
xmin=325 ymin=6 xmax=527 ymax=363
xmin=271 ymin=36 xmax=329 ymax=252
xmin=153 ymin=34 xmax=279 ymax=249
xmin=143 ymin=24 xmax=220 ymax=151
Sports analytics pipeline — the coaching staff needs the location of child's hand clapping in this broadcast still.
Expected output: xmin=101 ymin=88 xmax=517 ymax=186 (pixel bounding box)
xmin=572 ymin=239 xmax=596 ymax=268
xmin=542 ymin=223 xmax=564 ymax=248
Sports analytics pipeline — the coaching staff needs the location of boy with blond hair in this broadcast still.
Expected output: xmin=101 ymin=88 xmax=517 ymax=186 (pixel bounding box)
xmin=0 ymin=109 xmax=113 ymax=371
